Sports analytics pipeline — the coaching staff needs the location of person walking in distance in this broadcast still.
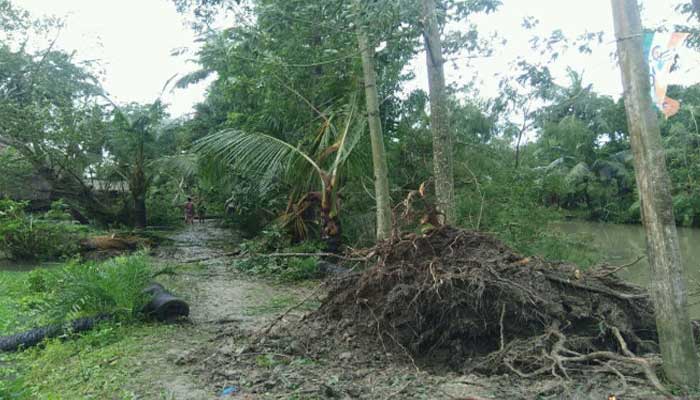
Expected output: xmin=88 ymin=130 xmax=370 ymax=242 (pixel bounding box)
xmin=184 ymin=197 xmax=195 ymax=225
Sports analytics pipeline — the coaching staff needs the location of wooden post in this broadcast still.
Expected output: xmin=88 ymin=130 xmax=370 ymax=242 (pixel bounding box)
xmin=611 ymin=0 xmax=700 ymax=388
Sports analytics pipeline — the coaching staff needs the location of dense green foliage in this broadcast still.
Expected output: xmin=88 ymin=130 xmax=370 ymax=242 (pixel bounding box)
xmin=0 ymin=199 xmax=87 ymax=261
xmin=0 ymin=254 xmax=152 ymax=335
xmin=43 ymin=254 xmax=153 ymax=323
xmin=234 ymin=226 xmax=326 ymax=281
xmin=1 ymin=0 xmax=699 ymax=259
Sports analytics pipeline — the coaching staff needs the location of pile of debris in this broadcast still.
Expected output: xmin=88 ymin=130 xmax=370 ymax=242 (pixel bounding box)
xmin=313 ymin=226 xmax=666 ymax=392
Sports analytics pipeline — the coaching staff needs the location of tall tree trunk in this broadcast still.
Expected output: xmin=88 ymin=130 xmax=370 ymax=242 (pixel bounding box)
xmin=355 ymin=21 xmax=392 ymax=241
xmin=131 ymin=166 xmax=147 ymax=229
xmin=611 ymin=0 xmax=700 ymax=389
xmin=422 ymin=0 xmax=455 ymax=224
xmin=319 ymin=181 xmax=341 ymax=253
xmin=513 ymin=129 xmax=524 ymax=169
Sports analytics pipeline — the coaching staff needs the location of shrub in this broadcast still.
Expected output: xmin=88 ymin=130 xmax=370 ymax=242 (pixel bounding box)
xmin=234 ymin=231 xmax=324 ymax=281
xmin=0 ymin=199 xmax=87 ymax=261
xmin=44 ymin=254 xmax=153 ymax=322
xmin=26 ymin=269 xmax=48 ymax=293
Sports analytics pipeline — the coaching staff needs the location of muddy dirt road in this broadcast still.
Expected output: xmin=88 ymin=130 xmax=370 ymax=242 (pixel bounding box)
xmin=128 ymin=222 xmax=312 ymax=399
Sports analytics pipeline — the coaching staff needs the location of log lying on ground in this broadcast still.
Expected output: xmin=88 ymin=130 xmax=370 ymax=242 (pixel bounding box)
xmin=312 ymin=226 xmax=675 ymax=393
xmin=80 ymin=235 xmax=151 ymax=251
xmin=142 ymin=283 xmax=190 ymax=321
xmin=0 ymin=282 xmax=189 ymax=352
xmin=0 ymin=315 xmax=112 ymax=352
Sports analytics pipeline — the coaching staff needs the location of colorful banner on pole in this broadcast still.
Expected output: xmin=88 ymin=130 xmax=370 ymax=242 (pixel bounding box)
xmin=643 ymin=32 xmax=688 ymax=118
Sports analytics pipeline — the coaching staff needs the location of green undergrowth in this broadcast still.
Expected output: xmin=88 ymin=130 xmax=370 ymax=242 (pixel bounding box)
xmin=0 ymin=254 xmax=154 ymax=338
xmin=0 ymin=322 xmax=178 ymax=399
xmin=0 ymin=199 xmax=91 ymax=262
xmin=0 ymin=254 xmax=190 ymax=399
xmin=233 ymin=226 xmax=326 ymax=281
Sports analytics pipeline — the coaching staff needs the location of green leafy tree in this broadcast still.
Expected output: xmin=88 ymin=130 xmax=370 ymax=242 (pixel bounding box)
xmin=106 ymin=102 xmax=168 ymax=228
xmin=0 ymin=1 xmax=120 ymax=223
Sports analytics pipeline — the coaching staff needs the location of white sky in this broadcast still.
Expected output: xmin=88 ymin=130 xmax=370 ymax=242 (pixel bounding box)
xmin=14 ymin=0 xmax=700 ymax=117
xmin=16 ymin=0 xmax=210 ymax=117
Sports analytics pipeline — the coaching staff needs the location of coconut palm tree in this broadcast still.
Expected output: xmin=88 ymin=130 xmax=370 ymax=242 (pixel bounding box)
xmin=194 ymin=100 xmax=364 ymax=251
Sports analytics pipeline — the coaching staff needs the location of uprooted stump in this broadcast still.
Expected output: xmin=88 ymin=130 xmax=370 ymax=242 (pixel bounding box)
xmin=313 ymin=226 xmax=669 ymax=393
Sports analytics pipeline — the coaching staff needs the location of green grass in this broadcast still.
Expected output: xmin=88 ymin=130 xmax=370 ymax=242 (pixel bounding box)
xmin=0 ymin=255 xmax=171 ymax=399
xmin=0 ymin=270 xmax=51 ymax=335
xmin=0 ymin=323 xmax=178 ymax=399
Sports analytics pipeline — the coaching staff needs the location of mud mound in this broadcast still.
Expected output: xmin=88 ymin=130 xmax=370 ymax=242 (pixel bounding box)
xmin=314 ymin=226 xmax=664 ymax=390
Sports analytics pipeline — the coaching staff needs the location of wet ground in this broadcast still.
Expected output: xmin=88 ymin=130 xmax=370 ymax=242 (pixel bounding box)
xmin=131 ymin=221 xmax=314 ymax=399
xmin=111 ymin=221 xmax=664 ymax=399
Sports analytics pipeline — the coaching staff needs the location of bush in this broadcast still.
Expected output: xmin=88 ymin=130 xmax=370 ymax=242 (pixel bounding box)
xmin=26 ymin=269 xmax=48 ymax=293
xmin=43 ymin=254 xmax=153 ymax=322
xmin=234 ymin=229 xmax=324 ymax=281
xmin=455 ymin=164 xmax=600 ymax=267
xmin=0 ymin=199 xmax=87 ymax=261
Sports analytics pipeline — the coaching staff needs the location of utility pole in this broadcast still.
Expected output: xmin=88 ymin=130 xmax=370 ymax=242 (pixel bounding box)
xmin=611 ymin=0 xmax=700 ymax=389
xmin=422 ymin=0 xmax=455 ymax=224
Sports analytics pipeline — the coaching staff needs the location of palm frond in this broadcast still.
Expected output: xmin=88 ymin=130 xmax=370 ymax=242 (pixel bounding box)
xmin=174 ymin=69 xmax=213 ymax=89
xmin=194 ymin=129 xmax=324 ymax=189
xmin=149 ymin=153 xmax=199 ymax=180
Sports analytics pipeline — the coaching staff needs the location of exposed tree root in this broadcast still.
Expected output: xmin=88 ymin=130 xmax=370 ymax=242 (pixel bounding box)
xmin=309 ymin=226 xmax=673 ymax=396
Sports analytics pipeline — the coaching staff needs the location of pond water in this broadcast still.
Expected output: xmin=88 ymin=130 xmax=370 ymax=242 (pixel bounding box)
xmin=0 ymin=259 xmax=61 ymax=272
xmin=556 ymin=220 xmax=700 ymax=316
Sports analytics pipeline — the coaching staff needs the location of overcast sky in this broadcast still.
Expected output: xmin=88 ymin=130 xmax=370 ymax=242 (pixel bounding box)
xmin=14 ymin=0 xmax=700 ymax=117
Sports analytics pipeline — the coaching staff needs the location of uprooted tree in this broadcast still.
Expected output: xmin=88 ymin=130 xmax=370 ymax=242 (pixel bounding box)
xmin=313 ymin=225 xmax=684 ymax=396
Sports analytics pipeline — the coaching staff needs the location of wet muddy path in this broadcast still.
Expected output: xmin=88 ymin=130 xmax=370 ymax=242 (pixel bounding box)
xmin=132 ymin=221 xmax=312 ymax=399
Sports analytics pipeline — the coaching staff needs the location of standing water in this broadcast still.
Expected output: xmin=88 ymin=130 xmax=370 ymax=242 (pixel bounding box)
xmin=556 ymin=220 xmax=700 ymax=317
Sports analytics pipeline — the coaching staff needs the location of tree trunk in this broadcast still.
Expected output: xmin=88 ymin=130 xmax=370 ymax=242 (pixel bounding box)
xmin=319 ymin=185 xmax=341 ymax=253
xmin=611 ymin=0 xmax=700 ymax=389
xmin=422 ymin=0 xmax=455 ymax=224
xmin=514 ymin=129 xmax=524 ymax=169
xmin=131 ymin=166 xmax=147 ymax=229
xmin=355 ymin=21 xmax=393 ymax=241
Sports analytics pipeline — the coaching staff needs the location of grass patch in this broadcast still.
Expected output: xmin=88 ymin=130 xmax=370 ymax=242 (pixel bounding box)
xmin=0 ymin=254 xmax=199 ymax=399
xmin=0 ymin=323 xmax=178 ymax=399
xmin=0 ymin=270 xmax=51 ymax=335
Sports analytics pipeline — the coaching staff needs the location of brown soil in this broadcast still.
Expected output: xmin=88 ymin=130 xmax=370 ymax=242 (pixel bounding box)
xmin=81 ymin=234 xmax=150 ymax=251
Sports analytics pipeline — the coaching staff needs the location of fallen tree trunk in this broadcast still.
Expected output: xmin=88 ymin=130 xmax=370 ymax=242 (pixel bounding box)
xmin=142 ymin=283 xmax=190 ymax=321
xmin=0 ymin=282 xmax=189 ymax=352
xmin=0 ymin=315 xmax=112 ymax=352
